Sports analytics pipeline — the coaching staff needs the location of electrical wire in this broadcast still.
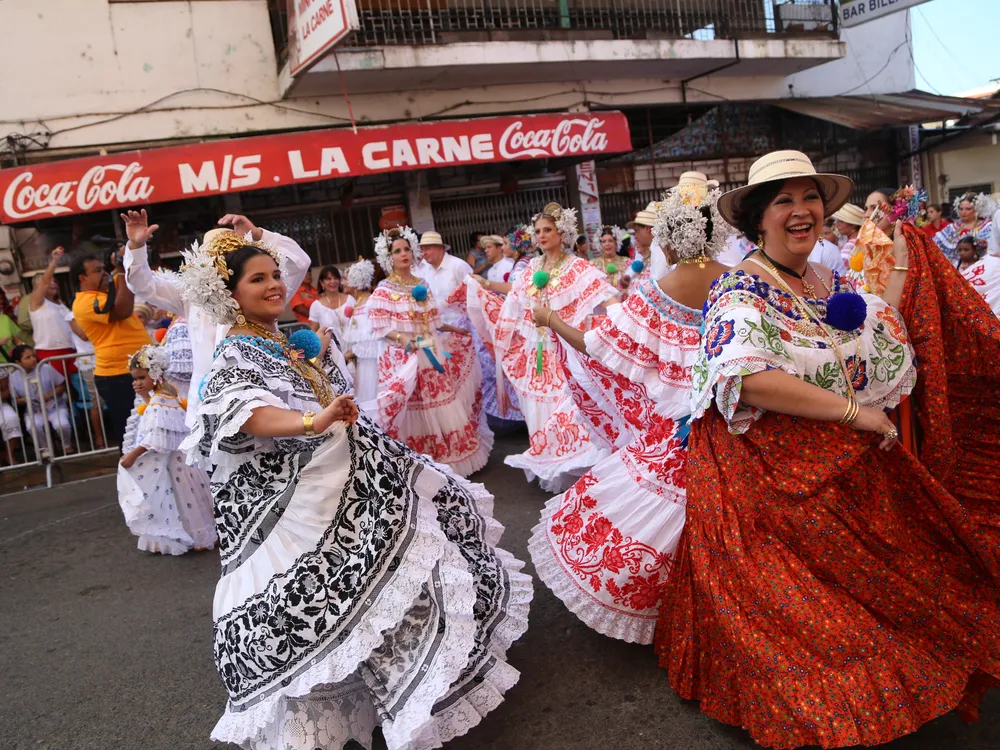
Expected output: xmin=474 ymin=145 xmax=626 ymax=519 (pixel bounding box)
xmin=914 ymin=8 xmax=986 ymax=85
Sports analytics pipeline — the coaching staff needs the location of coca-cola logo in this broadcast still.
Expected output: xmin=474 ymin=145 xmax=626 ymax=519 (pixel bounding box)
xmin=499 ymin=117 xmax=609 ymax=159
xmin=3 ymin=163 xmax=154 ymax=221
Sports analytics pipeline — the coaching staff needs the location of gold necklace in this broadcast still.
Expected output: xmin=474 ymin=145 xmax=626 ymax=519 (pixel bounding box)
xmin=233 ymin=318 xmax=334 ymax=408
xmin=389 ymin=273 xmax=420 ymax=288
xmin=678 ymin=255 xmax=711 ymax=268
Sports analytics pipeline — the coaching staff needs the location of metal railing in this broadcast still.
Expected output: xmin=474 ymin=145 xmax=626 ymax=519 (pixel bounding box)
xmin=0 ymin=363 xmax=45 ymax=478
xmin=268 ymin=0 xmax=837 ymax=60
xmin=0 ymin=353 xmax=117 ymax=489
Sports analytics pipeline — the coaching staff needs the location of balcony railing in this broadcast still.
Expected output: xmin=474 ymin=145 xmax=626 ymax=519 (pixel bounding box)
xmin=269 ymin=0 xmax=837 ymax=66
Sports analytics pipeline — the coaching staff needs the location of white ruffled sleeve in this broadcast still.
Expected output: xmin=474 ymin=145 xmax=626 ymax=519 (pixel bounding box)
xmin=689 ymin=273 xmax=798 ymax=433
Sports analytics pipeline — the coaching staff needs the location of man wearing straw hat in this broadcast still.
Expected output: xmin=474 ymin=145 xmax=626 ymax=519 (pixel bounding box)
xmin=413 ymin=230 xmax=474 ymax=326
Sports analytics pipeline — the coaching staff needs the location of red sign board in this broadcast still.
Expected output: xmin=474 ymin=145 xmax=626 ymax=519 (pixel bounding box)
xmin=0 ymin=112 xmax=632 ymax=224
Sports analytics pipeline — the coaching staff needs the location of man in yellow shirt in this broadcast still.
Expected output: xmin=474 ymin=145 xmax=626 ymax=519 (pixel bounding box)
xmin=71 ymin=248 xmax=151 ymax=450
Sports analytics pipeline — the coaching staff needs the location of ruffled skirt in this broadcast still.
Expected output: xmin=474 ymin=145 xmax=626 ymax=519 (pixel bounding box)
xmin=376 ymin=331 xmax=493 ymax=477
xmin=117 ymin=450 xmax=216 ymax=555
xmin=528 ymin=416 xmax=688 ymax=644
xmin=211 ymin=420 xmax=532 ymax=750
xmin=656 ymin=410 xmax=1000 ymax=749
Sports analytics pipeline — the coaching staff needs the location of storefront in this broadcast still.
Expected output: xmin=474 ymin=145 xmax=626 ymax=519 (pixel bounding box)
xmin=0 ymin=111 xmax=633 ymax=289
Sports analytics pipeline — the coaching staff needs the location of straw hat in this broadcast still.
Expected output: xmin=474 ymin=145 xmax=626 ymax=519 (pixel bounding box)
xmin=717 ymin=150 xmax=854 ymax=226
xmin=627 ymin=202 xmax=659 ymax=229
xmin=677 ymin=171 xmax=719 ymax=189
xmin=832 ymin=202 xmax=865 ymax=227
xmin=418 ymin=231 xmax=444 ymax=247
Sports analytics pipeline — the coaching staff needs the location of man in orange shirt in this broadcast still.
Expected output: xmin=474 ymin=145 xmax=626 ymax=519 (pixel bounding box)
xmin=71 ymin=246 xmax=151 ymax=451
xmin=289 ymin=274 xmax=319 ymax=323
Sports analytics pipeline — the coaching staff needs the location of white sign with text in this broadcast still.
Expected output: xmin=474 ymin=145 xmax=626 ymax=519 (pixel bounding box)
xmin=840 ymin=0 xmax=932 ymax=28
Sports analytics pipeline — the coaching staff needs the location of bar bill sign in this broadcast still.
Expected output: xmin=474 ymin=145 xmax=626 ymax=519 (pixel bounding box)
xmin=0 ymin=112 xmax=632 ymax=223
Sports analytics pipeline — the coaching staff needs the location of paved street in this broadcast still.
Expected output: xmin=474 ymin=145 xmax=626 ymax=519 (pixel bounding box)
xmin=2 ymin=432 xmax=998 ymax=750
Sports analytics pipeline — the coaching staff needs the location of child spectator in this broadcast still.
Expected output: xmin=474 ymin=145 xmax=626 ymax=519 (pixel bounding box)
xmin=8 ymin=344 xmax=74 ymax=455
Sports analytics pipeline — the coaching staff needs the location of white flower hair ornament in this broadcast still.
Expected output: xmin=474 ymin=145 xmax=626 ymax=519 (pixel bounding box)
xmin=346 ymin=258 xmax=376 ymax=291
xmin=974 ymin=192 xmax=999 ymax=220
xmin=532 ymin=203 xmax=579 ymax=248
xmin=128 ymin=344 xmax=168 ymax=384
xmin=373 ymin=226 xmax=420 ymax=275
xmin=653 ymin=186 xmax=734 ymax=262
xmin=177 ymin=230 xmax=286 ymax=325
xmin=600 ymin=225 xmax=630 ymax=252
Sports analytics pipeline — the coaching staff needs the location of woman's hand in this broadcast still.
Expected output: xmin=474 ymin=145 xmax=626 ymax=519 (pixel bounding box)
xmin=852 ymin=405 xmax=899 ymax=451
xmin=316 ymin=394 xmax=358 ymax=431
xmin=120 ymin=209 xmax=160 ymax=249
xmin=472 ymin=274 xmax=488 ymax=288
xmin=344 ymin=349 xmax=357 ymax=365
xmin=218 ymin=214 xmax=262 ymax=241
xmin=532 ymin=306 xmax=554 ymax=328
xmin=891 ymin=220 xmax=909 ymax=268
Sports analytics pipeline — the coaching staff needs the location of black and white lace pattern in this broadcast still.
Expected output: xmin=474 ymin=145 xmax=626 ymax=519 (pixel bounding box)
xmin=190 ymin=335 xmax=531 ymax=750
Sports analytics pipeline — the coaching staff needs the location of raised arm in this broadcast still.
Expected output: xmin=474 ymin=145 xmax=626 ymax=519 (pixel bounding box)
xmin=121 ymin=209 xmax=185 ymax=314
xmin=30 ymin=247 xmax=64 ymax=312
xmin=216 ymin=214 xmax=312 ymax=304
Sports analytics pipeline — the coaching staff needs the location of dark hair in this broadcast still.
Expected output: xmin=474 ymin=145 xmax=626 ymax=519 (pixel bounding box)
xmin=318 ymin=265 xmax=341 ymax=283
xmin=699 ymin=205 xmax=716 ymax=244
xmin=956 ymin=236 xmax=977 ymax=250
xmin=872 ymin=187 xmax=896 ymax=202
xmin=70 ymin=253 xmax=100 ymax=290
xmin=600 ymin=226 xmax=616 ymax=239
xmin=223 ymin=246 xmax=276 ymax=292
xmin=469 ymin=231 xmax=484 ymax=246
xmin=958 ymin=192 xmax=978 ymax=206
xmin=927 ymin=203 xmax=942 ymax=213
xmin=575 ymin=235 xmax=588 ymax=247
xmin=10 ymin=344 xmax=32 ymax=363
xmin=618 ymin=236 xmax=632 ymax=258
xmin=732 ymin=179 xmax=828 ymax=240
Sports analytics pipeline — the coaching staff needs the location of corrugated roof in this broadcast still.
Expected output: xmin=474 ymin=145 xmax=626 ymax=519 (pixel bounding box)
xmin=775 ymin=89 xmax=1000 ymax=130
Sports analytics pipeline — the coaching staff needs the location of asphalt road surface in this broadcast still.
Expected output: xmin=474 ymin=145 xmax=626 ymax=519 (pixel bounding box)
xmin=2 ymin=432 xmax=998 ymax=750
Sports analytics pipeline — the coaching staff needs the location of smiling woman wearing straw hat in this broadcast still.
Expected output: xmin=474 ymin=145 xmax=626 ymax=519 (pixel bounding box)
xmin=655 ymin=150 xmax=1000 ymax=749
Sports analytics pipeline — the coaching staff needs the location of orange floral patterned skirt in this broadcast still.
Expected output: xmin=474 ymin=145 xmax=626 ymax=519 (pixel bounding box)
xmin=655 ymin=410 xmax=1000 ymax=749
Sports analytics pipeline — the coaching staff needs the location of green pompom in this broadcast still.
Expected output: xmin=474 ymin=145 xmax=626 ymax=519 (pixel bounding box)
xmin=532 ymin=270 xmax=551 ymax=289
xmin=605 ymin=263 xmax=618 ymax=275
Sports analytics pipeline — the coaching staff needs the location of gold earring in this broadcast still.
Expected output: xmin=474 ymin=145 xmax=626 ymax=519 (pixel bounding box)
xmin=235 ymin=310 xmax=247 ymax=326
xmin=757 ymin=233 xmax=765 ymax=251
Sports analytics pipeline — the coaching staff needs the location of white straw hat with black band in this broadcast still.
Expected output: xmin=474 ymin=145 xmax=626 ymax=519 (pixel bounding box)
xmin=717 ymin=150 xmax=854 ymax=227
xmin=832 ymin=203 xmax=866 ymax=228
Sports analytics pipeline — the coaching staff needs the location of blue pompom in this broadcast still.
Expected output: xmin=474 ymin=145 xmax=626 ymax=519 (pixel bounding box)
xmin=631 ymin=259 xmax=645 ymax=274
xmin=824 ymin=291 xmax=867 ymax=332
xmin=411 ymin=284 xmax=429 ymax=302
xmin=288 ymin=328 xmax=322 ymax=359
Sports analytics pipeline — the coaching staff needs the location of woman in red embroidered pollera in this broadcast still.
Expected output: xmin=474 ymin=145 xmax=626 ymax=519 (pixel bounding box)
xmin=656 ymin=150 xmax=1000 ymax=749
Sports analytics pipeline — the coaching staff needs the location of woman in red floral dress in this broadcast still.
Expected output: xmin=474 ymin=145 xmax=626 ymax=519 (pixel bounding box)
xmin=469 ymin=203 xmax=619 ymax=492
xmin=526 ymin=182 xmax=732 ymax=644
xmin=367 ymin=226 xmax=493 ymax=476
xmin=656 ymin=150 xmax=1000 ymax=749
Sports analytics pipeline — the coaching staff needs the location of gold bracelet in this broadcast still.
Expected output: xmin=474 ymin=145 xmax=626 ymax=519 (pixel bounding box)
xmin=892 ymin=266 xmax=909 ymax=271
xmin=839 ymin=398 xmax=859 ymax=426
xmin=302 ymin=410 xmax=316 ymax=436
xmin=544 ymin=309 xmax=553 ymax=328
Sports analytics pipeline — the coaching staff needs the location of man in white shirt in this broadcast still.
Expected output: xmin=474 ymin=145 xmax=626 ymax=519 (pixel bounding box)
xmin=413 ymin=231 xmax=473 ymax=327
xmin=808 ymin=236 xmax=846 ymax=275
xmin=121 ymin=210 xmax=311 ymax=426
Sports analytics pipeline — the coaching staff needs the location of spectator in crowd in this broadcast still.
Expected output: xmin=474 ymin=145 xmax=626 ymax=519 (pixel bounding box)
xmin=289 ymin=271 xmax=320 ymax=323
xmin=822 ymin=218 xmax=839 ymax=246
xmin=922 ymin=203 xmax=950 ymax=240
xmin=71 ymin=248 xmax=151 ymax=450
xmin=413 ymin=230 xmax=474 ymax=326
xmin=466 ymin=231 xmax=490 ymax=275
xmin=0 ymin=288 xmax=26 ymax=362
xmin=65 ymin=307 xmax=106 ymax=450
xmin=832 ymin=203 xmax=865 ymax=267
xmin=29 ymin=247 xmax=77 ymax=377
xmin=15 ymin=292 xmax=34 ymax=347
xmin=0 ymin=373 xmax=23 ymax=465
xmin=9 ymin=344 xmax=74 ymax=455
xmin=574 ymin=234 xmax=591 ymax=260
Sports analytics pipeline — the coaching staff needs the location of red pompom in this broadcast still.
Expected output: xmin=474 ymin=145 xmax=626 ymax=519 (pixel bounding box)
xmin=343 ymin=306 xmax=354 ymax=318
xmin=154 ymin=328 xmax=167 ymax=343
xmin=503 ymin=273 xmax=510 ymax=282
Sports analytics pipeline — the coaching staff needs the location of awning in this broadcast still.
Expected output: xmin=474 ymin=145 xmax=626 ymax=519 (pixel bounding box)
xmin=774 ymin=89 xmax=1000 ymax=130
xmin=0 ymin=112 xmax=632 ymax=223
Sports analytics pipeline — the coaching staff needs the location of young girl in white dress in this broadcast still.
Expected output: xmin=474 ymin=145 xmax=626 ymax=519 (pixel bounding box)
xmin=117 ymin=345 xmax=216 ymax=555
xmin=340 ymin=258 xmax=380 ymax=419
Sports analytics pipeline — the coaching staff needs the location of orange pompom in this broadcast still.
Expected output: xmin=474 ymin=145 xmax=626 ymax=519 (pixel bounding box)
xmin=137 ymin=404 xmax=147 ymax=416
xmin=179 ymin=399 xmax=188 ymax=411
xmin=154 ymin=328 xmax=167 ymax=343
xmin=849 ymin=251 xmax=864 ymax=272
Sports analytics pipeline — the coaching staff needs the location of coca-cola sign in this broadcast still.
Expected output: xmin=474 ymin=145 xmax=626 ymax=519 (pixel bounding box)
xmin=0 ymin=112 xmax=631 ymax=223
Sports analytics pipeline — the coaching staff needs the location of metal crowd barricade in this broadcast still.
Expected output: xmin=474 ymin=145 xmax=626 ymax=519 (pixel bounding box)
xmin=278 ymin=321 xmax=311 ymax=336
xmin=0 ymin=362 xmax=44 ymax=478
xmin=35 ymin=352 xmax=117 ymax=487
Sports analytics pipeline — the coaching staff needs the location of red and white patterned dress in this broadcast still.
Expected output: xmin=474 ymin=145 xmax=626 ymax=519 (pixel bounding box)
xmin=961 ymin=254 xmax=1000 ymax=317
xmin=528 ymin=278 xmax=701 ymax=643
xmin=470 ymin=254 xmax=618 ymax=492
xmin=368 ymin=278 xmax=493 ymax=476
